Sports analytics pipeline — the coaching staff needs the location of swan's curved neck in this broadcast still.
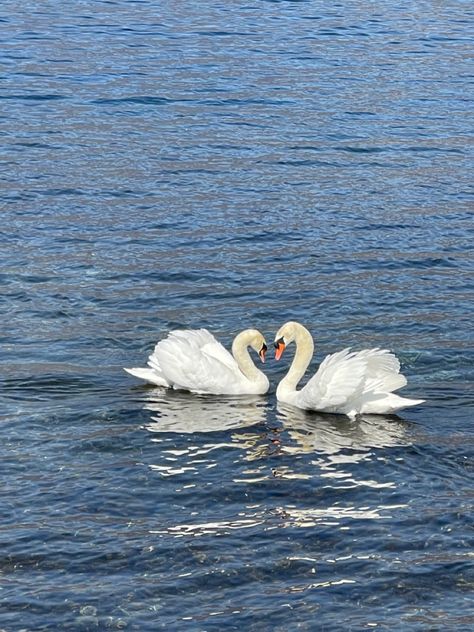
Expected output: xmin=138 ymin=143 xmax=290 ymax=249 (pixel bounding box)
xmin=278 ymin=324 xmax=314 ymax=396
xmin=232 ymin=333 xmax=265 ymax=384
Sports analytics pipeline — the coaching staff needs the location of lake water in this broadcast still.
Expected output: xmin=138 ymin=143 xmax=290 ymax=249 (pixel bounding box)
xmin=1 ymin=1 xmax=473 ymax=629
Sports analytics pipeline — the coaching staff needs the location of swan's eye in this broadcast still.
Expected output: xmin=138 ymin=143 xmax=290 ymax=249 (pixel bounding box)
xmin=258 ymin=343 xmax=267 ymax=363
xmin=274 ymin=337 xmax=284 ymax=349
xmin=274 ymin=338 xmax=286 ymax=361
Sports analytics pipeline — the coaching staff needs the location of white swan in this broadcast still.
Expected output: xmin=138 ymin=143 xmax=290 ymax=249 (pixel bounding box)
xmin=125 ymin=328 xmax=269 ymax=395
xmin=274 ymin=321 xmax=424 ymax=417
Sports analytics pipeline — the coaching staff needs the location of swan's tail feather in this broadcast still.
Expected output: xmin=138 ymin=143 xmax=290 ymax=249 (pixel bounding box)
xmin=124 ymin=367 xmax=169 ymax=387
xmin=147 ymin=355 xmax=162 ymax=372
xmin=361 ymin=393 xmax=425 ymax=415
xmin=395 ymin=396 xmax=425 ymax=408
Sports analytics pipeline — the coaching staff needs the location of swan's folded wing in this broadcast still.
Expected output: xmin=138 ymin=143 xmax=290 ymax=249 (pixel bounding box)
xmin=201 ymin=340 xmax=240 ymax=372
xmin=298 ymin=348 xmax=367 ymax=411
xmin=151 ymin=329 xmax=244 ymax=393
xmin=170 ymin=329 xmax=241 ymax=376
xmin=147 ymin=329 xmax=215 ymax=368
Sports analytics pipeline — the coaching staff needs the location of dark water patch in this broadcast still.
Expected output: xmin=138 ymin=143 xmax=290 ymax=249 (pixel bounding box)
xmin=0 ymin=93 xmax=67 ymax=101
xmin=402 ymin=145 xmax=465 ymax=154
xmin=92 ymin=96 xmax=173 ymax=106
xmin=325 ymin=256 xmax=461 ymax=272
xmin=344 ymin=111 xmax=377 ymax=116
xmin=338 ymin=145 xmax=386 ymax=153
xmin=352 ymin=222 xmax=421 ymax=231
xmin=1 ymin=375 xmax=112 ymax=401
xmin=11 ymin=141 xmax=61 ymax=149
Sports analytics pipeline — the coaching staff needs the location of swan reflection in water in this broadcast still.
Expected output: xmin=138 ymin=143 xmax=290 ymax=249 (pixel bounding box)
xmin=139 ymin=388 xmax=411 ymax=458
xmin=142 ymin=388 xmax=268 ymax=434
xmin=231 ymin=405 xmax=412 ymax=477
xmin=232 ymin=405 xmax=414 ymax=496
xmin=146 ymin=400 xmax=414 ymax=537
xmin=276 ymin=404 xmax=412 ymax=457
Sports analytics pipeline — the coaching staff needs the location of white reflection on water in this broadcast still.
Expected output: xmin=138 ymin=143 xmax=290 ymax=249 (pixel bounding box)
xmin=277 ymin=404 xmax=411 ymax=457
xmin=141 ymin=392 xmax=413 ymax=487
xmin=142 ymin=389 xmax=268 ymax=434
xmin=230 ymin=406 xmax=412 ymax=477
xmin=150 ymin=516 xmax=266 ymax=537
xmin=145 ymin=400 xmax=412 ymax=538
xmin=272 ymin=503 xmax=407 ymax=527
xmin=150 ymin=501 xmax=408 ymax=538
xmin=271 ymin=404 xmax=412 ymax=488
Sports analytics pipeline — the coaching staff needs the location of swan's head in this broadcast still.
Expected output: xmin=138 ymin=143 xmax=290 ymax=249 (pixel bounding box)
xmin=274 ymin=320 xmax=296 ymax=360
xmin=235 ymin=329 xmax=268 ymax=363
xmin=251 ymin=330 xmax=268 ymax=363
xmin=274 ymin=321 xmax=304 ymax=360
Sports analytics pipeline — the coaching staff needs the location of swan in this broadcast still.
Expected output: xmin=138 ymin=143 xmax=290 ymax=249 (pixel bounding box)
xmin=125 ymin=328 xmax=269 ymax=395
xmin=274 ymin=321 xmax=424 ymax=417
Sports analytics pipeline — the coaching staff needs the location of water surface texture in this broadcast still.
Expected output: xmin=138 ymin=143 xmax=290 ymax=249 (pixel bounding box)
xmin=2 ymin=1 xmax=473 ymax=630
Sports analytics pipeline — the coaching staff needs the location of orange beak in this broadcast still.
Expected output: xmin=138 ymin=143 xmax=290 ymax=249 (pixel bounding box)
xmin=259 ymin=344 xmax=267 ymax=363
xmin=274 ymin=340 xmax=286 ymax=361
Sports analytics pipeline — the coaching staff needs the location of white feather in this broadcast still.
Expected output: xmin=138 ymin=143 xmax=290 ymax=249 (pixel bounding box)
xmin=124 ymin=367 xmax=169 ymax=387
xmin=298 ymin=348 xmax=422 ymax=415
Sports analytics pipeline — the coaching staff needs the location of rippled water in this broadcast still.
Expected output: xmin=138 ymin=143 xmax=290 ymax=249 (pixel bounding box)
xmin=2 ymin=1 xmax=473 ymax=630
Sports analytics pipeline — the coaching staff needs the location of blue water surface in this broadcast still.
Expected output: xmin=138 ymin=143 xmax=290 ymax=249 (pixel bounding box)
xmin=1 ymin=0 xmax=473 ymax=630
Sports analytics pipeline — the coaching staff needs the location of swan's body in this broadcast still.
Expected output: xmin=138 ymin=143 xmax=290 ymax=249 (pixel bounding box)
xmin=125 ymin=328 xmax=269 ymax=395
xmin=274 ymin=322 xmax=424 ymax=417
